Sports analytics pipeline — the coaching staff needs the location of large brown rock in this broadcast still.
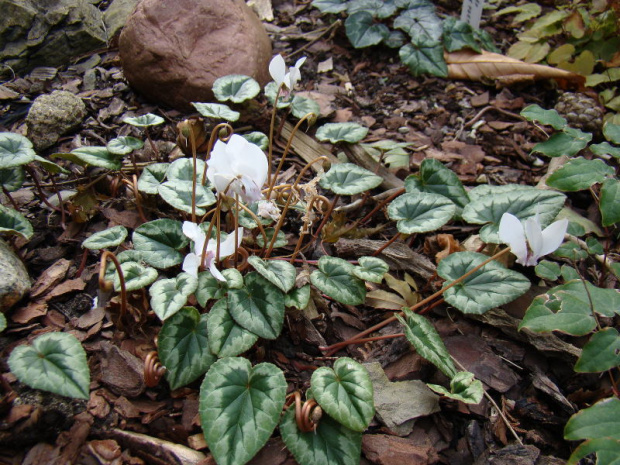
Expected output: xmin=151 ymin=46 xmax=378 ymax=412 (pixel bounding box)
xmin=119 ymin=0 xmax=272 ymax=111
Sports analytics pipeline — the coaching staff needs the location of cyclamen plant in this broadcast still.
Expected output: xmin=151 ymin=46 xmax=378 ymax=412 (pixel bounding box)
xmin=4 ymin=50 xmax=619 ymax=465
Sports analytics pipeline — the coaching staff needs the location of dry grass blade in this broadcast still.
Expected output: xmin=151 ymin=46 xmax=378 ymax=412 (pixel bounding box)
xmin=446 ymin=50 xmax=586 ymax=88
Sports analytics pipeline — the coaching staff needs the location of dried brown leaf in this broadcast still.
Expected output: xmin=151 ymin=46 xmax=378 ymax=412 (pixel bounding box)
xmin=446 ymin=50 xmax=585 ymax=88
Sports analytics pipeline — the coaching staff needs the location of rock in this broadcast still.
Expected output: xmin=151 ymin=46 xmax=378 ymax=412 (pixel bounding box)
xmin=119 ymin=0 xmax=272 ymax=111
xmin=0 ymin=239 xmax=30 ymax=311
xmin=26 ymin=90 xmax=87 ymax=151
xmin=103 ymin=0 xmax=141 ymax=39
xmin=0 ymin=0 xmax=106 ymax=77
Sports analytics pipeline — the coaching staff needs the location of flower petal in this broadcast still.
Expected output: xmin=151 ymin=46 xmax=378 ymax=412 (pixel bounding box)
xmin=269 ymin=54 xmax=286 ymax=86
xmin=217 ymin=227 xmax=244 ymax=258
xmin=182 ymin=253 xmax=200 ymax=278
xmin=182 ymin=221 xmax=204 ymax=243
xmin=294 ymin=56 xmax=307 ymax=69
xmin=539 ymin=219 xmax=568 ymax=257
xmin=499 ymin=213 xmax=527 ymax=263
xmin=209 ymin=261 xmax=227 ymax=282
xmin=524 ymin=215 xmax=544 ymax=259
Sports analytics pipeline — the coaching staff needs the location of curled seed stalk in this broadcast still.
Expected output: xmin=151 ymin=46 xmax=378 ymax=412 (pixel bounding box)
xmin=285 ymin=391 xmax=323 ymax=433
xmin=201 ymin=123 xmax=234 ymax=185
xmin=144 ymin=351 xmax=166 ymax=388
xmin=99 ymin=250 xmax=127 ymax=327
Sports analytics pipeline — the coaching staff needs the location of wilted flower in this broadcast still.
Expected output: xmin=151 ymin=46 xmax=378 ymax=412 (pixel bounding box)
xmin=207 ymin=134 xmax=268 ymax=204
xmin=182 ymin=221 xmax=243 ymax=281
xmin=257 ymin=199 xmax=281 ymax=222
xmin=269 ymin=54 xmax=306 ymax=91
xmin=498 ymin=212 xmax=568 ymax=266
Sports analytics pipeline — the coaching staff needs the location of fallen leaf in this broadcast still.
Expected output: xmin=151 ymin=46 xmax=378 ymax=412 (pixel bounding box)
xmin=446 ymin=50 xmax=585 ymax=88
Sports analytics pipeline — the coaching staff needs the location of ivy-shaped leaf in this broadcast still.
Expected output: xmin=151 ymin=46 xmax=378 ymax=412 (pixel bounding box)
xmin=82 ymin=225 xmax=128 ymax=250
xmin=427 ymin=371 xmax=484 ymax=404
xmin=437 ymin=252 xmax=531 ymax=314
xmin=316 ymin=123 xmax=369 ymax=144
xmin=394 ymin=5 xmax=442 ymax=42
xmin=123 ymin=113 xmax=164 ymax=127
xmin=137 ymin=163 xmax=169 ymax=194
xmin=310 ymin=256 xmax=366 ymax=305
xmin=319 ymin=163 xmax=382 ymax=195
xmin=192 ymin=102 xmax=240 ymax=122
xmin=565 ymin=397 xmax=620 ymax=441
xmin=352 ymin=256 xmax=388 ymax=283
xmin=405 ymin=158 xmax=470 ymax=211
xmin=0 ymin=205 xmax=33 ymax=240
xmin=532 ymin=128 xmax=592 ymax=158
xmin=166 ymin=157 xmax=207 ymax=183
xmin=132 ymin=219 xmax=188 ymax=269
xmin=347 ymin=0 xmax=398 ymax=18
xmin=200 ymin=357 xmax=287 ymax=465
xmin=228 ymin=272 xmax=285 ymax=340
xmin=54 ymin=147 xmax=122 ymax=170
xmin=196 ymin=271 xmax=228 ymax=307
xmin=149 ymin=273 xmax=198 ymax=321
xmin=574 ymin=328 xmax=620 ymax=373
xmin=396 ymin=309 xmax=457 ymax=378
xmin=106 ymin=136 xmax=144 ymax=155
xmin=280 ymin=407 xmax=362 ymax=465
xmin=442 ymin=18 xmax=480 ymax=53
xmin=285 ymin=285 xmax=311 ymax=310
xmin=158 ymin=180 xmax=216 ymax=215
xmin=345 ymin=11 xmax=390 ymax=48
xmin=311 ymin=358 xmax=375 ymax=432
xmin=114 ymin=261 xmax=158 ymax=292
xmin=600 ymin=178 xmax=620 ymax=227
xmin=8 ymin=332 xmax=90 ymax=399
xmin=207 ymin=299 xmax=259 ymax=358
xmin=212 ymin=74 xmax=260 ymax=103
xmin=399 ymin=40 xmax=448 ymax=77
xmin=520 ymin=104 xmax=567 ymax=130
xmin=0 ymin=166 xmax=25 ymax=192
xmin=0 ymin=132 xmax=36 ymax=168
xmin=158 ymin=306 xmax=215 ymax=390
xmin=247 ymin=256 xmax=297 ymax=293
xmin=546 ymin=157 xmax=614 ymax=191
xmin=291 ymin=96 xmax=321 ymax=119
xmin=388 ymin=192 xmax=456 ymax=233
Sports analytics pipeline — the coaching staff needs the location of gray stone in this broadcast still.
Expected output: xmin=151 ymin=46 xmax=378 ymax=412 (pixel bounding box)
xmin=26 ymin=90 xmax=87 ymax=151
xmin=119 ymin=0 xmax=272 ymax=111
xmin=0 ymin=239 xmax=30 ymax=311
xmin=0 ymin=0 xmax=106 ymax=77
xmin=103 ymin=0 xmax=141 ymax=39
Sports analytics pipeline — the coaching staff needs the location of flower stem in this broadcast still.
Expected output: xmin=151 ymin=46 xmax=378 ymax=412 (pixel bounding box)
xmin=267 ymin=85 xmax=284 ymax=186
xmin=320 ymin=247 xmax=512 ymax=355
xmin=99 ymin=250 xmax=127 ymax=327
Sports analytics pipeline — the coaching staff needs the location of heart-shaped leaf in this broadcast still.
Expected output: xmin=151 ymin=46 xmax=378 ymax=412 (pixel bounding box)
xmin=319 ymin=163 xmax=382 ymax=195
xmin=242 ymin=132 xmax=269 ymax=150
xmin=388 ymin=192 xmax=456 ymax=233
xmin=213 ymin=74 xmax=260 ymax=103
xmin=150 ymin=273 xmax=198 ymax=321
xmin=520 ymin=104 xmax=567 ymax=130
xmin=0 ymin=166 xmax=25 ymax=192
xmin=311 ymin=357 xmax=374 ymax=432
xmin=546 ymin=157 xmax=614 ymax=191
xmin=158 ymin=306 xmax=215 ymax=390
xmin=400 ymin=40 xmax=448 ymax=77
xmin=106 ymin=136 xmax=144 ymax=155
xmin=228 ymin=272 xmax=285 ymax=340
xmin=427 ymin=371 xmax=484 ymax=404
xmin=55 ymin=147 xmax=121 ymax=170
xmin=33 ymin=155 xmax=70 ymax=175
xmin=114 ymin=261 xmax=158 ymax=292
xmin=405 ymin=158 xmax=470 ymax=210
xmin=574 ymin=328 xmax=620 ymax=373
xmin=280 ymin=407 xmax=362 ymax=465
xmin=310 ymin=256 xmax=366 ymax=305
xmin=600 ymin=178 xmax=620 ymax=227
xmin=291 ymin=95 xmax=321 ymax=119
xmin=255 ymin=228 xmax=287 ymax=248
xmin=200 ymin=357 xmax=287 ymax=465
xmin=604 ymin=123 xmax=620 ymax=144
xmin=8 ymin=332 xmax=90 ymax=399
xmin=158 ymin=180 xmax=216 ymax=215
xmin=132 ymin=219 xmax=188 ymax=269
xmin=462 ymin=185 xmax=566 ymax=243
xmin=590 ymin=142 xmax=620 ymax=159
xmin=124 ymin=113 xmax=164 ymax=127
xmin=394 ymin=4 xmax=442 ymax=41
xmin=345 ymin=11 xmax=390 ymax=48
xmin=437 ymin=251 xmax=531 ymax=314
xmin=532 ymin=128 xmax=592 ymax=158
xmin=316 ymin=123 xmax=368 ymax=144
xmin=248 ymin=255 xmax=297 ymax=293
xmin=166 ymin=157 xmax=207 ymax=183
xmin=192 ymin=102 xmax=240 ymax=122
xmin=565 ymin=397 xmax=620 ymax=441
xmin=138 ymin=163 xmax=169 ymax=194
xmin=311 ymin=0 xmax=348 ymax=14
xmin=207 ymin=298 xmax=259 ymax=357
xmin=352 ymin=256 xmax=388 ymax=283
xmin=285 ymin=285 xmax=311 ymax=310
xmin=396 ymin=309 xmax=457 ymax=378
xmin=567 ymin=438 xmax=620 ymax=465
xmin=196 ymin=271 xmax=228 ymax=307
xmin=519 ymin=280 xmax=620 ymax=335
xmin=0 ymin=132 xmax=36 ymax=168
xmin=347 ymin=0 xmax=398 ymax=18
xmin=442 ymin=18 xmax=480 ymax=53
xmin=82 ymin=225 xmax=128 ymax=250
xmin=0 ymin=205 xmax=33 ymax=240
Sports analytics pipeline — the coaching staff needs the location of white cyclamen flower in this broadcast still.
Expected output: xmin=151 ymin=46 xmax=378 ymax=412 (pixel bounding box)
xmin=207 ymin=134 xmax=268 ymax=204
xmin=269 ymin=54 xmax=306 ymax=90
xmin=182 ymin=221 xmax=243 ymax=281
xmin=498 ymin=212 xmax=568 ymax=266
